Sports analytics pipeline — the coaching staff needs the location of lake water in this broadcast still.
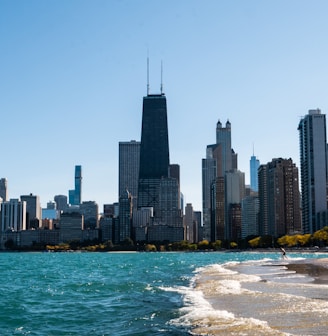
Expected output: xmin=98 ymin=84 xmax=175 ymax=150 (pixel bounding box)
xmin=0 ymin=251 xmax=327 ymax=335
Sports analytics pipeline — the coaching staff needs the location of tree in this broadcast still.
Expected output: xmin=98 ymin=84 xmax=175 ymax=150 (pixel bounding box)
xmin=197 ymin=240 xmax=210 ymax=250
xmin=212 ymin=240 xmax=222 ymax=250
xmin=145 ymin=244 xmax=157 ymax=252
xmin=230 ymin=241 xmax=238 ymax=249
xmin=248 ymin=236 xmax=261 ymax=248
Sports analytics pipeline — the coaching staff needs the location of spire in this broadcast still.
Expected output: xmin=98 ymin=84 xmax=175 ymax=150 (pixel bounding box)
xmin=147 ymin=55 xmax=150 ymax=96
xmin=160 ymin=60 xmax=163 ymax=94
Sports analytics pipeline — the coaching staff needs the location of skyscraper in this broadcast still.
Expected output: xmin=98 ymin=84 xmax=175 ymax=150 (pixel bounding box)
xmin=138 ymin=94 xmax=170 ymax=214
xmin=202 ymin=120 xmax=239 ymax=241
xmin=54 ymin=194 xmax=68 ymax=212
xmin=118 ymin=140 xmax=140 ymax=203
xmin=69 ymin=165 xmax=82 ymax=206
xmin=135 ymin=91 xmax=183 ymax=242
xmin=0 ymin=178 xmax=8 ymax=202
xmin=216 ymin=120 xmax=232 ymax=176
xmin=258 ymin=158 xmax=301 ymax=237
xmin=1 ymin=199 xmax=26 ymax=231
xmin=20 ymin=193 xmax=42 ymax=229
xmin=250 ymin=154 xmax=260 ymax=192
xmin=298 ymin=109 xmax=328 ymax=233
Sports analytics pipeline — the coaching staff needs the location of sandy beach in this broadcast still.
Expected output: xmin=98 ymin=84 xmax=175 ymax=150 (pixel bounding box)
xmin=286 ymin=258 xmax=328 ymax=284
xmin=191 ymin=254 xmax=328 ymax=335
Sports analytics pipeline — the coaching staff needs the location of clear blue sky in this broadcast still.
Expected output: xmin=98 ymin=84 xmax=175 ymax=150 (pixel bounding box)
xmin=1 ymin=0 xmax=328 ymax=211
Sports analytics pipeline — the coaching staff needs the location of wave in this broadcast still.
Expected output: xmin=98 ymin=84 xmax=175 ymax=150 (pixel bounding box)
xmin=169 ymin=257 xmax=328 ymax=336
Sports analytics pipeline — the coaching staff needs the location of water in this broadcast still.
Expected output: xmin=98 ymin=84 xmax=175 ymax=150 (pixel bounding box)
xmin=0 ymin=251 xmax=327 ymax=335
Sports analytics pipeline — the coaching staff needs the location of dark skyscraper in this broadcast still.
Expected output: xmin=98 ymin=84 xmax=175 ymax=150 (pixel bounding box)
xmin=138 ymin=94 xmax=170 ymax=214
xmin=139 ymin=94 xmax=169 ymax=179
xmin=134 ymin=90 xmax=183 ymax=241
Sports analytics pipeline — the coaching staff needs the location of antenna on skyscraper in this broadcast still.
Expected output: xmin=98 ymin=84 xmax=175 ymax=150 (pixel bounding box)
xmin=160 ymin=60 xmax=163 ymax=94
xmin=147 ymin=52 xmax=150 ymax=96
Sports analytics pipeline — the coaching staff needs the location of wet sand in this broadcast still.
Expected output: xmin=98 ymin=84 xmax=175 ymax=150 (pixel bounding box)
xmin=191 ymin=256 xmax=328 ymax=335
xmin=286 ymin=258 xmax=328 ymax=284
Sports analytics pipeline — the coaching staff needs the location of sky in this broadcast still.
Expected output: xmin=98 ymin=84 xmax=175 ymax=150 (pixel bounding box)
xmin=1 ymin=0 xmax=328 ymax=212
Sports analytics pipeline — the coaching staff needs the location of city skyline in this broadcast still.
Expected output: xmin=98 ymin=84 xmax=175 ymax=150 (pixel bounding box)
xmin=2 ymin=1 xmax=328 ymax=211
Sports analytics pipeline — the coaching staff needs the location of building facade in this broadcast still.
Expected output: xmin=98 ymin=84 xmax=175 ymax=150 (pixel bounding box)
xmin=203 ymin=120 xmax=241 ymax=242
xmin=54 ymin=195 xmax=68 ymax=212
xmin=69 ymin=165 xmax=82 ymax=206
xmin=258 ymin=158 xmax=301 ymax=237
xmin=1 ymin=199 xmax=26 ymax=232
xmin=135 ymin=92 xmax=183 ymax=242
xmin=20 ymin=193 xmax=41 ymax=229
xmin=119 ymin=141 xmax=140 ymax=205
xmin=298 ymin=109 xmax=328 ymax=233
xmin=250 ymin=155 xmax=260 ymax=192
xmin=0 ymin=178 xmax=8 ymax=202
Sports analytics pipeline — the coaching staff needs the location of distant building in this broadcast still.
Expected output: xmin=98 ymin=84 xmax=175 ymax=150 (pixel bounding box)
xmin=298 ymin=109 xmax=328 ymax=233
xmin=69 ymin=165 xmax=82 ymax=206
xmin=119 ymin=191 xmax=132 ymax=243
xmin=241 ymin=192 xmax=259 ymax=238
xmin=250 ymin=154 xmax=260 ymax=192
xmin=184 ymin=203 xmax=198 ymax=243
xmin=54 ymin=195 xmax=68 ymax=212
xmin=258 ymin=158 xmax=301 ymax=237
xmin=99 ymin=217 xmax=114 ymax=242
xmin=59 ymin=212 xmax=84 ymax=242
xmin=135 ymin=92 xmax=183 ymax=242
xmin=20 ymin=193 xmax=41 ymax=230
xmin=119 ymin=141 xmax=140 ymax=207
xmin=1 ymin=199 xmax=26 ymax=232
xmin=225 ymin=169 xmax=245 ymax=240
xmin=203 ymin=120 xmax=242 ymax=242
xmin=0 ymin=178 xmax=8 ymax=202
xmin=80 ymin=201 xmax=99 ymax=229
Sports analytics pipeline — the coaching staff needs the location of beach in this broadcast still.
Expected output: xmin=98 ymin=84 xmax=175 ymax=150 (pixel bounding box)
xmin=286 ymin=258 xmax=328 ymax=284
xmin=191 ymin=255 xmax=328 ymax=336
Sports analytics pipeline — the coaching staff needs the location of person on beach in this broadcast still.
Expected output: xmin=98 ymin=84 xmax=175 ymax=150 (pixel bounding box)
xmin=280 ymin=247 xmax=287 ymax=259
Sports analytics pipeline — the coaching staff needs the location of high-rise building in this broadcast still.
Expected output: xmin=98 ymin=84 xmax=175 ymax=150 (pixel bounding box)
xmin=20 ymin=193 xmax=41 ymax=230
xmin=241 ymin=192 xmax=259 ymax=238
xmin=138 ymin=94 xmax=170 ymax=215
xmin=225 ymin=169 xmax=245 ymax=240
xmin=298 ymin=109 xmax=328 ymax=233
xmin=202 ymin=120 xmax=240 ymax=242
xmin=250 ymin=154 xmax=260 ymax=192
xmin=80 ymin=201 xmax=99 ymax=229
xmin=119 ymin=141 xmax=140 ymax=204
xmin=258 ymin=158 xmax=301 ymax=237
xmin=0 ymin=178 xmax=8 ymax=202
xmin=184 ymin=203 xmax=195 ymax=243
xmin=1 ymin=199 xmax=26 ymax=232
xmin=136 ymin=92 xmax=183 ymax=242
xmin=216 ymin=120 xmax=232 ymax=175
xmin=54 ymin=195 xmax=68 ymax=212
xmin=118 ymin=191 xmax=132 ymax=243
xmin=69 ymin=165 xmax=82 ymax=206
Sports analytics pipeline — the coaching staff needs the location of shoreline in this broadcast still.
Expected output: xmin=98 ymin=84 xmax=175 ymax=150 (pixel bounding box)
xmin=286 ymin=258 xmax=328 ymax=284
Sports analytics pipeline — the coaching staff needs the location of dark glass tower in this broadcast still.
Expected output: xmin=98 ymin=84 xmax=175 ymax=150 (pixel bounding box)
xmin=138 ymin=94 xmax=170 ymax=215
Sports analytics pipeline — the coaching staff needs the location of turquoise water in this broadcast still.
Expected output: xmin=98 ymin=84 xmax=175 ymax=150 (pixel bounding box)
xmin=0 ymin=251 xmax=327 ymax=336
